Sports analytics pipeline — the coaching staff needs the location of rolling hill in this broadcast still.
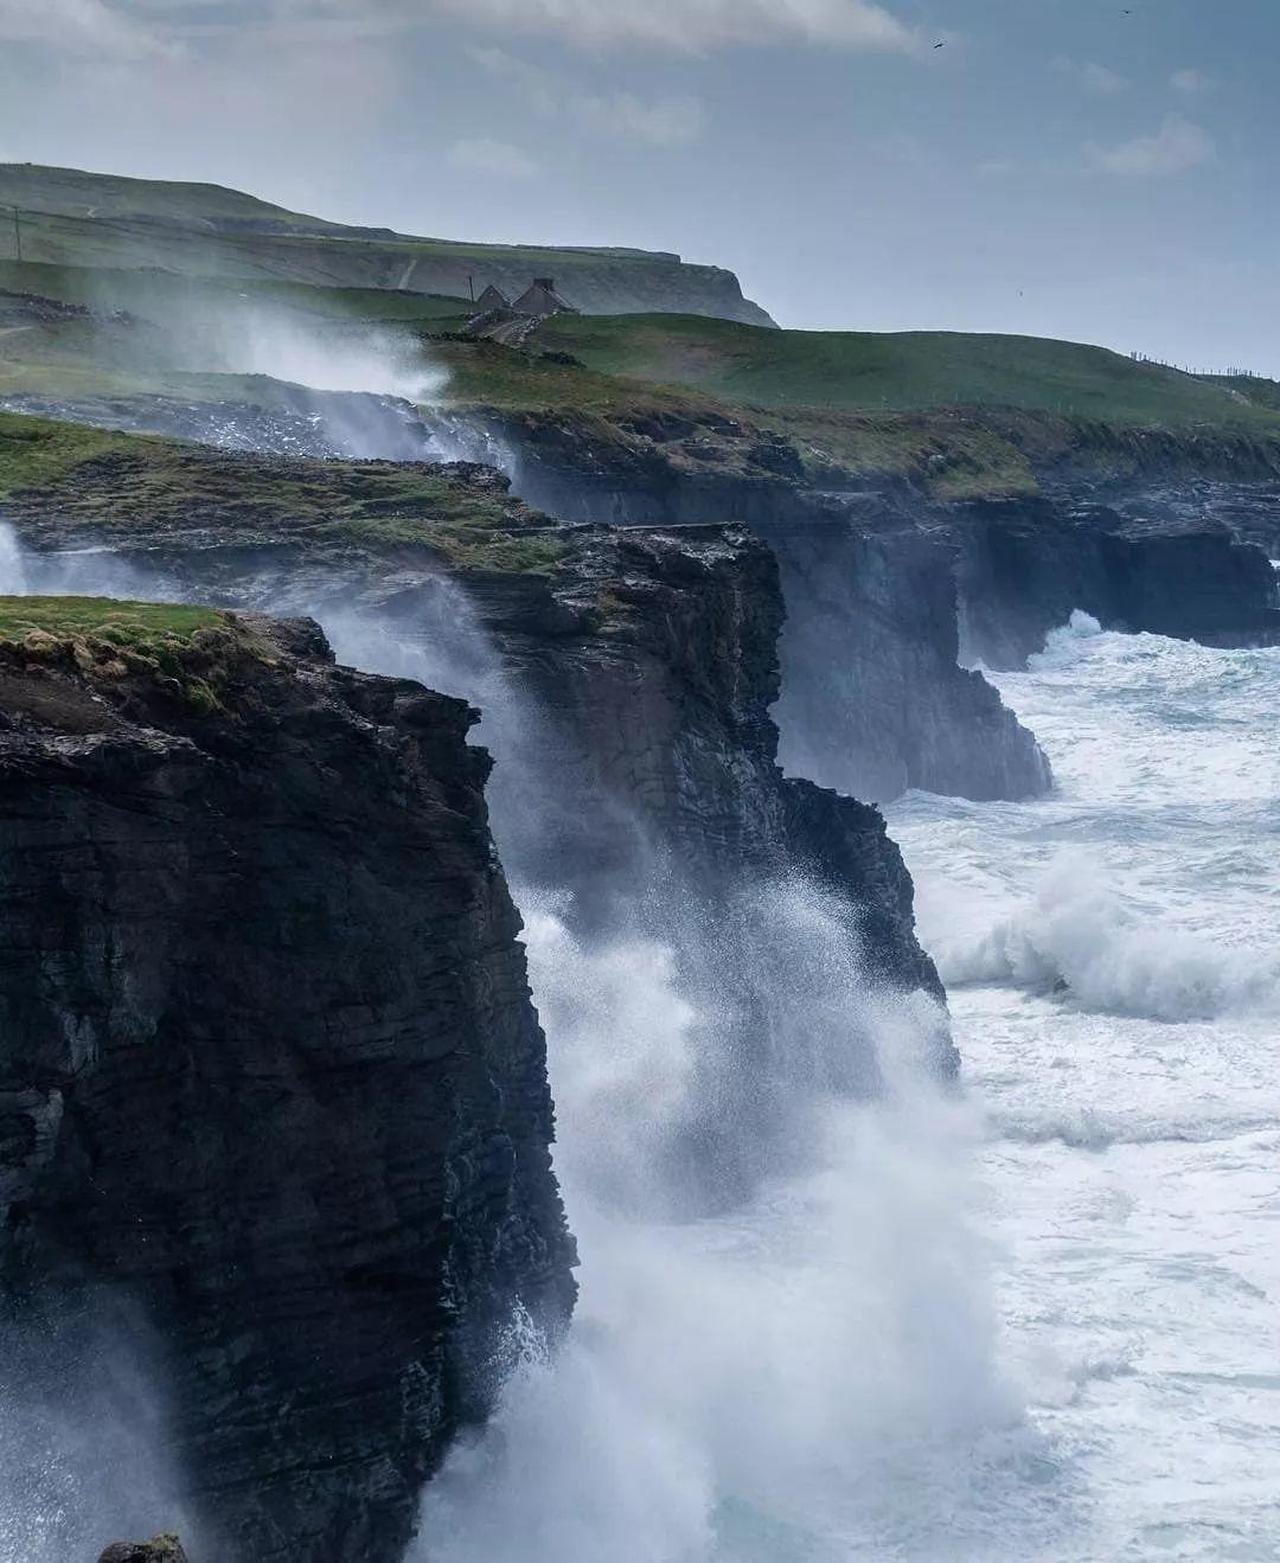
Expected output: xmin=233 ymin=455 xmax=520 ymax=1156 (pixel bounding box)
xmin=0 ymin=163 xmax=775 ymax=325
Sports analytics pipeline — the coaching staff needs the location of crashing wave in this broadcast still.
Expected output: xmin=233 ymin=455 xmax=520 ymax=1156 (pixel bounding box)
xmin=936 ymin=853 xmax=1278 ymax=1022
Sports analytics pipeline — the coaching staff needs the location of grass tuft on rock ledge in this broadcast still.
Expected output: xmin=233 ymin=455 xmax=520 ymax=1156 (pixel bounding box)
xmin=0 ymin=596 xmax=221 ymax=648
xmin=0 ymin=411 xmax=566 ymax=572
xmin=0 ymin=596 xmax=252 ymax=714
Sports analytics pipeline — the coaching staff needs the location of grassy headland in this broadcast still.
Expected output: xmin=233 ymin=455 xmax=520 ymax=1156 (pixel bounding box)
xmin=0 ymin=410 xmax=564 ymax=573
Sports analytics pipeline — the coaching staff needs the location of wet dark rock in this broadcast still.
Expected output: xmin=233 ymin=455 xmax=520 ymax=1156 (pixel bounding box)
xmin=468 ymin=410 xmax=1280 ymax=780
xmin=952 ymin=497 xmax=1280 ymax=668
xmin=0 ymin=613 xmax=574 ymax=1563
xmin=769 ymin=523 xmax=1051 ymax=802
xmin=98 ymin=1537 xmax=189 ymax=1563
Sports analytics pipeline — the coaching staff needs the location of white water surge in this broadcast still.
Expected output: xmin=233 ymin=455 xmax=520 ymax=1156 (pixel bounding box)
xmin=3 ymin=509 xmax=1276 ymax=1558
xmin=417 ymin=900 xmax=1037 ymax=1563
xmin=420 ymin=611 xmax=1280 ymax=1561
xmin=888 ymin=614 xmax=1280 ymax=1559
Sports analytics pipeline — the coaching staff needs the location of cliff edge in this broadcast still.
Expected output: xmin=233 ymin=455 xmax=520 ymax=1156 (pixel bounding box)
xmin=0 ymin=599 xmax=574 ymax=1562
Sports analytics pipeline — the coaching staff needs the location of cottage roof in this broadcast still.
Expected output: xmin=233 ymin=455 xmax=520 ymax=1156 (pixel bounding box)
xmin=511 ymin=277 xmax=578 ymax=316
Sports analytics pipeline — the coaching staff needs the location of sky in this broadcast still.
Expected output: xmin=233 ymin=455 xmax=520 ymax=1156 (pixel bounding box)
xmin=0 ymin=0 xmax=1275 ymax=371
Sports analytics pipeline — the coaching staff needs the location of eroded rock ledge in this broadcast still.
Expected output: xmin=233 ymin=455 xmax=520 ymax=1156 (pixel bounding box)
xmin=0 ymin=603 xmax=574 ymax=1563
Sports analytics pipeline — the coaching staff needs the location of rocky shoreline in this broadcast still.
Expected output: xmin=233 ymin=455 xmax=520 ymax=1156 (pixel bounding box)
xmin=1 ymin=379 xmax=1277 ymax=1559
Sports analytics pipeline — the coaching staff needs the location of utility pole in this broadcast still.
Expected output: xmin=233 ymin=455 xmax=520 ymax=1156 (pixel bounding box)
xmin=10 ymin=207 xmax=21 ymax=263
xmin=468 ymin=273 xmax=475 ymax=303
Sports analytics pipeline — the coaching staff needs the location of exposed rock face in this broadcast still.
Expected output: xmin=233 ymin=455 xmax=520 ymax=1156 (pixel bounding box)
xmin=9 ymin=515 xmax=952 ymax=1184
xmin=952 ymin=499 xmax=1280 ymax=668
xmin=448 ymin=420 xmax=1051 ymax=803
xmin=766 ymin=523 xmax=1050 ymax=802
xmin=468 ymin=405 xmax=1280 ymax=713
xmin=337 ymin=524 xmax=954 ymax=1199
xmin=99 ymin=1538 xmax=189 ymax=1563
xmin=0 ymin=612 xmax=574 ymax=1563
xmin=455 ymin=526 xmax=944 ymax=1000
xmin=1100 ymin=478 xmax=1280 ymax=557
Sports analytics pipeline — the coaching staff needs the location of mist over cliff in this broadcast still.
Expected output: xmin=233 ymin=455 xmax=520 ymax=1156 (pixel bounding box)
xmin=2 ymin=169 xmax=1280 ymax=1559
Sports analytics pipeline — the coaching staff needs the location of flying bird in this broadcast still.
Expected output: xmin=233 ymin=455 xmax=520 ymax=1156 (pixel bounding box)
xmin=934 ymin=40 xmax=946 ymax=49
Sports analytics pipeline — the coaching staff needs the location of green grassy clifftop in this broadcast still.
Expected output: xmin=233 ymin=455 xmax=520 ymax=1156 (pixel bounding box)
xmin=0 ymin=163 xmax=774 ymax=325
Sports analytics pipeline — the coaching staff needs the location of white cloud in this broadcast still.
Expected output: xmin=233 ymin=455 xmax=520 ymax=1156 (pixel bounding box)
xmin=466 ymin=45 xmax=561 ymax=114
xmin=1171 ymin=68 xmax=1211 ymax=95
xmin=4 ymin=0 xmax=918 ymax=57
xmin=576 ymin=92 xmax=705 ymax=146
xmin=1079 ymin=61 xmax=1127 ymax=95
xmin=447 ymin=136 xmax=540 ymax=178
xmin=469 ymin=46 xmax=707 ymax=145
xmin=1054 ymin=56 xmax=1127 ymax=95
xmin=1091 ymin=114 xmax=1215 ymax=177
xmin=435 ymin=0 xmax=917 ymax=53
xmin=0 ymin=0 xmax=176 ymax=57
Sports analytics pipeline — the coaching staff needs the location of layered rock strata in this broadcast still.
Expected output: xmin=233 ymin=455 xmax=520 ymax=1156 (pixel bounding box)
xmin=0 ymin=607 xmax=574 ymax=1563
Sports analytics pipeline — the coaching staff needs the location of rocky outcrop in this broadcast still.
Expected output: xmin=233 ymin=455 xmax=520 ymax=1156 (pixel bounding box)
xmin=951 ymin=499 xmax=1280 ymax=668
xmin=767 ymin=523 xmax=1050 ymax=802
xmin=332 ymin=524 xmax=953 ymax=1201
xmin=438 ymin=416 xmax=1050 ymax=802
xmin=1035 ymin=465 xmax=1280 ymax=561
xmin=6 ymin=518 xmax=952 ymax=1201
xmin=462 ymin=404 xmax=1280 ymax=701
xmin=455 ymin=526 xmax=944 ymax=997
xmin=99 ymin=1539 xmax=189 ymax=1563
xmin=0 ymin=443 xmax=946 ymax=1036
xmin=0 ymin=608 xmax=574 ymax=1563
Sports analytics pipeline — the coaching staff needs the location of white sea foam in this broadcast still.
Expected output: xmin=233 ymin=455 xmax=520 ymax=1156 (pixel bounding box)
xmin=415 ymin=893 xmax=1031 ymax=1563
xmin=937 ymin=850 xmax=1279 ymax=1021
xmin=889 ymin=616 xmax=1280 ymax=1559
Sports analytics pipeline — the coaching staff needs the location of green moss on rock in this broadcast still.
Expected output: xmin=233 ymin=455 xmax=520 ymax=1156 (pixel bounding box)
xmin=0 ymin=595 xmax=220 ymax=646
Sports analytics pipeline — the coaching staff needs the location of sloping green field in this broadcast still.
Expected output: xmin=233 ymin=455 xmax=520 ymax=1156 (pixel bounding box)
xmin=0 ymin=258 xmax=472 ymax=325
xmin=4 ymin=164 xmax=1280 ymax=506
xmin=526 ymin=312 xmax=1280 ymax=431
xmin=0 ymin=164 xmax=772 ymax=323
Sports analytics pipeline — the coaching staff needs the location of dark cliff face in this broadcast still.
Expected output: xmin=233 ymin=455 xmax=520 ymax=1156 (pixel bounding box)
xmin=477 ymin=404 xmax=1280 ymax=698
xmin=766 ymin=524 xmax=1051 ymax=802
xmin=952 ymin=500 xmax=1280 ymax=669
xmin=193 ymin=523 xmax=944 ymax=1008
xmin=0 ymin=611 xmax=574 ymax=1562
xmin=454 ymin=415 xmax=1051 ymax=804
xmin=341 ymin=525 xmax=953 ymax=1201
xmin=1 ymin=420 xmax=952 ymax=1189
xmin=22 ymin=518 xmax=950 ymax=1202
xmin=459 ymin=526 xmax=943 ymax=994
xmin=1101 ymin=478 xmax=1280 ymax=557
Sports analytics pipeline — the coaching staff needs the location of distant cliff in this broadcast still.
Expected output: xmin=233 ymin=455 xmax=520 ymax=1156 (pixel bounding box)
xmin=0 ymin=163 xmax=776 ymax=326
xmin=0 ymin=602 xmax=574 ymax=1562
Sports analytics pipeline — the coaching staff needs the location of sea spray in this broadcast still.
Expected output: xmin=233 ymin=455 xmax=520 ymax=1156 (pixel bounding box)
xmin=936 ymin=848 xmax=1280 ymax=1021
xmin=0 ymin=525 xmax=28 ymax=595
xmin=0 ymin=528 xmax=1030 ymax=1558
xmin=415 ymin=893 xmax=1026 ymax=1563
xmin=0 ymin=1308 xmax=200 ymax=1561
xmin=305 ymin=544 xmax=1029 ymax=1559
